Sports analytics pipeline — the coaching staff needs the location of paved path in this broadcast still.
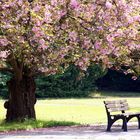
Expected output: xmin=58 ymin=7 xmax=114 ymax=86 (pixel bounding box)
xmin=0 ymin=124 xmax=140 ymax=140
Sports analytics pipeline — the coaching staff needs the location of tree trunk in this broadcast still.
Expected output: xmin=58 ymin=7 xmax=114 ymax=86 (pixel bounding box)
xmin=4 ymin=76 xmax=36 ymax=122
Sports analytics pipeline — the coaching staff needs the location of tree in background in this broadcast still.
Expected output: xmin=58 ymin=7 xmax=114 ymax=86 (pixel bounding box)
xmin=35 ymin=64 xmax=106 ymax=98
xmin=0 ymin=0 xmax=139 ymax=121
xmin=0 ymin=72 xmax=11 ymax=99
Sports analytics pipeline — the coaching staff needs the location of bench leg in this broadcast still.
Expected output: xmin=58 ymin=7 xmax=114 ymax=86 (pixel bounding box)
xmin=122 ymin=123 xmax=124 ymax=130
xmin=122 ymin=117 xmax=127 ymax=132
xmin=106 ymin=118 xmax=114 ymax=132
xmin=137 ymin=116 xmax=140 ymax=129
xmin=107 ymin=122 xmax=112 ymax=131
xmin=122 ymin=117 xmax=129 ymax=130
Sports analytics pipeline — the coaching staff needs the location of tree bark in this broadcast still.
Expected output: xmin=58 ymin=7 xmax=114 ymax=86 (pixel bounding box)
xmin=4 ymin=76 xmax=36 ymax=122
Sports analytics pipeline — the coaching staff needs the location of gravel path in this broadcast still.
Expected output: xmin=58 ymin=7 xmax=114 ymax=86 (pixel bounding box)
xmin=0 ymin=123 xmax=140 ymax=140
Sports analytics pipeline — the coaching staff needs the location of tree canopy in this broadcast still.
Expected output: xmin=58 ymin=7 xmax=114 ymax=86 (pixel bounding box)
xmin=0 ymin=0 xmax=139 ymax=79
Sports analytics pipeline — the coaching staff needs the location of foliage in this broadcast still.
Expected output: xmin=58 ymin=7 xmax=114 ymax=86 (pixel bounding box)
xmin=0 ymin=64 xmax=106 ymax=98
xmin=0 ymin=0 xmax=139 ymax=78
xmin=35 ymin=64 xmax=106 ymax=98
xmin=0 ymin=72 xmax=11 ymax=98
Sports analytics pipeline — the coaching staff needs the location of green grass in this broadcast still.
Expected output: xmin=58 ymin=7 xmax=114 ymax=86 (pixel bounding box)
xmin=0 ymin=91 xmax=140 ymax=131
xmin=0 ymin=120 xmax=78 ymax=132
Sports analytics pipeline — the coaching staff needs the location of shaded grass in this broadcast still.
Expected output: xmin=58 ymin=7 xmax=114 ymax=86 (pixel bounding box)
xmin=0 ymin=119 xmax=79 ymax=132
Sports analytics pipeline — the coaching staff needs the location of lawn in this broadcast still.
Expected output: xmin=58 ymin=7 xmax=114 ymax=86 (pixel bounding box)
xmin=0 ymin=91 xmax=140 ymax=131
xmin=36 ymin=96 xmax=140 ymax=124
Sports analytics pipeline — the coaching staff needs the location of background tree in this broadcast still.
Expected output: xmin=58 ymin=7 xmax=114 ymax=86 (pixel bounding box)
xmin=35 ymin=64 xmax=106 ymax=98
xmin=0 ymin=0 xmax=139 ymax=121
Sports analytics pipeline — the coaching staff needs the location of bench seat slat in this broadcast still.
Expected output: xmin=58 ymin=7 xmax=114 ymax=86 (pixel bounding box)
xmin=110 ymin=112 xmax=140 ymax=117
xmin=123 ymin=112 xmax=140 ymax=116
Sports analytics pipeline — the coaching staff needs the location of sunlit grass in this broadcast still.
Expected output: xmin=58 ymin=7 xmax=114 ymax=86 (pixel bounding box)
xmin=0 ymin=91 xmax=140 ymax=131
xmin=0 ymin=100 xmax=7 ymax=121
xmin=35 ymin=96 xmax=140 ymax=124
xmin=35 ymin=98 xmax=106 ymax=124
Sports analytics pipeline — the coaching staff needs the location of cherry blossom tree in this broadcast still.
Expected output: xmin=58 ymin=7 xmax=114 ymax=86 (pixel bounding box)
xmin=0 ymin=0 xmax=139 ymax=121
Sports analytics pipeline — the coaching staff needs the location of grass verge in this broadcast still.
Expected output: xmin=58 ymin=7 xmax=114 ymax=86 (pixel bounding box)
xmin=0 ymin=119 xmax=79 ymax=132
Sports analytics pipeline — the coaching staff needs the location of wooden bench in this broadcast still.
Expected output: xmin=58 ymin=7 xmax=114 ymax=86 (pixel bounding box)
xmin=104 ymin=99 xmax=140 ymax=131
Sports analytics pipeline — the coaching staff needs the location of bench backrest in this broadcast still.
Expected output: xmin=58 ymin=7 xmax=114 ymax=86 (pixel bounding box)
xmin=104 ymin=100 xmax=129 ymax=114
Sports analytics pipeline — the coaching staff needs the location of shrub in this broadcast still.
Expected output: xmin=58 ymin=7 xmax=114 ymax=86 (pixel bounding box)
xmin=35 ymin=64 xmax=106 ymax=98
xmin=0 ymin=64 xmax=106 ymax=99
xmin=0 ymin=72 xmax=11 ymax=99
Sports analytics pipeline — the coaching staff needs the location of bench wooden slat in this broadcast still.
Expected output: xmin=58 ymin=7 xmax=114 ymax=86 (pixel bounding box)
xmin=104 ymin=99 xmax=127 ymax=104
xmin=108 ymin=106 xmax=129 ymax=112
xmin=106 ymin=103 xmax=128 ymax=108
xmin=105 ymin=100 xmax=129 ymax=112
xmin=123 ymin=112 xmax=140 ymax=116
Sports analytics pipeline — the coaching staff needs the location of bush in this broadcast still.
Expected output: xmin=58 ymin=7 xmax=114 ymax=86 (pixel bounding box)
xmin=0 ymin=72 xmax=11 ymax=99
xmin=35 ymin=64 xmax=106 ymax=98
xmin=0 ymin=64 xmax=106 ymax=99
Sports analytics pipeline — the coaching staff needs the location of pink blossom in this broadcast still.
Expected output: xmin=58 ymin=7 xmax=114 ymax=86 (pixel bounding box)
xmin=2 ymin=4 xmax=10 ymax=10
xmin=106 ymin=35 xmax=113 ymax=43
xmin=69 ymin=31 xmax=77 ymax=41
xmin=32 ymin=27 xmax=44 ymax=37
xmin=101 ymin=49 xmax=108 ymax=55
xmin=133 ymin=15 xmax=140 ymax=22
xmin=94 ymin=41 xmax=101 ymax=49
xmin=0 ymin=38 xmax=8 ymax=46
xmin=32 ymin=27 xmax=40 ymax=33
xmin=59 ymin=10 xmax=67 ymax=18
xmin=39 ymin=39 xmax=45 ymax=45
xmin=97 ymin=26 xmax=103 ymax=31
xmin=132 ymin=76 xmax=137 ymax=80
xmin=128 ymin=17 xmax=134 ymax=24
xmin=51 ymin=0 xmax=58 ymax=6
xmin=84 ymin=39 xmax=91 ymax=46
xmin=19 ymin=37 xmax=25 ymax=43
xmin=81 ymin=66 xmax=87 ymax=71
xmin=38 ymin=39 xmax=48 ymax=50
xmin=61 ymin=24 xmax=67 ymax=30
xmin=17 ymin=0 xmax=23 ymax=6
xmin=118 ymin=0 xmax=126 ymax=7
xmin=70 ymin=0 xmax=79 ymax=9
xmin=33 ymin=5 xmax=41 ymax=12
xmin=3 ymin=24 xmax=12 ymax=29
xmin=36 ymin=20 xmax=42 ymax=27
xmin=135 ymin=44 xmax=140 ymax=48
xmin=78 ymin=61 xmax=83 ymax=67
xmin=44 ymin=11 xmax=52 ymax=23
xmin=0 ymin=51 xmax=8 ymax=58
xmin=83 ymin=57 xmax=89 ymax=63
xmin=39 ymin=44 xmax=48 ymax=50
xmin=105 ymin=2 xmax=112 ymax=9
